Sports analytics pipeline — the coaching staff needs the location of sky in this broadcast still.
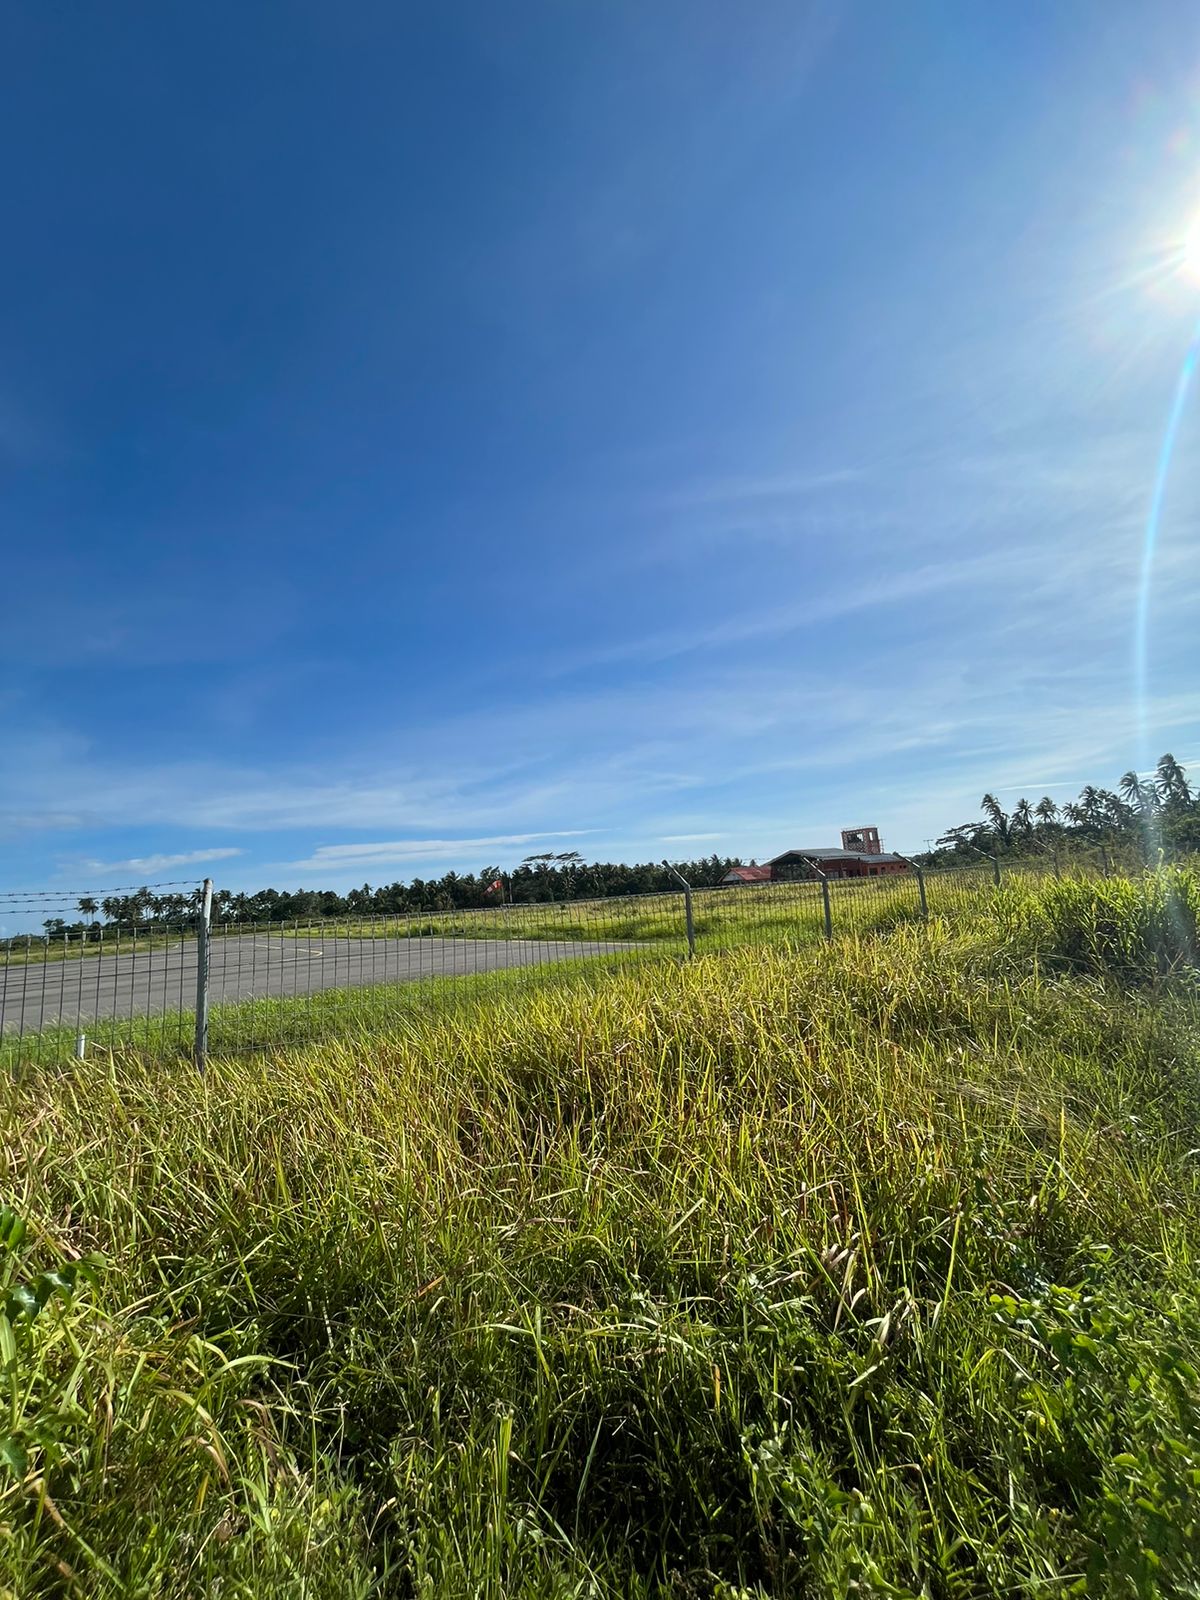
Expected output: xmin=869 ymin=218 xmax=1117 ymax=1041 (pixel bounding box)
xmin=3 ymin=1 xmax=1200 ymax=920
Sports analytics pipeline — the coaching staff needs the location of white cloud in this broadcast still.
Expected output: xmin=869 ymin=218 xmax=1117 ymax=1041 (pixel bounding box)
xmin=550 ymin=551 xmax=1016 ymax=676
xmin=5 ymin=650 xmax=1197 ymax=879
xmin=282 ymin=831 xmax=596 ymax=873
xmin=79 ymin=847 xmax=246 ymax=878
xmin=658 ymin=467 xmax=867 ymax=509
xmin=3 ymin=425 xmax=1198 ymax=898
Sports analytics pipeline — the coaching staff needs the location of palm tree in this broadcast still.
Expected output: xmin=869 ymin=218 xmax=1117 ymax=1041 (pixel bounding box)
xmin=77 ymin=896 xmax=98 ymax=924
xmin=1119 ymin=770 xmax=1152 ymax=811
xmin=1078 ymin=785 xmax=1105 ymax=828
xmin=1091 ymin=789 xmax=1125 ymax=827
xmin=1012 ymin=798 xmax=1034 ymax=837
xmin=1156 ymin=753 xmax=1192 ymax=810
xmin=1062 ymin=801 xmax=1086 ymax=827
xmin=1034 ymin=796 xmax=1060 ymax=829
xmin=979 ymin=794 xmax=1011 ymax=846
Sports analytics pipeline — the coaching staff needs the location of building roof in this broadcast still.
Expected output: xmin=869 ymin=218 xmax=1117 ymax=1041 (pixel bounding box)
xmin=768 ymin=847 xmax=906 ymax=866
xmin=721 ymin=865 xmax=773 ymax=883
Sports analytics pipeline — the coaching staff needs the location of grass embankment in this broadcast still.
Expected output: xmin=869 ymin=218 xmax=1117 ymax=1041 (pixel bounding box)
xmin=2 ymin=871 xmax=1199 ymax=1596
xmin=0 ymin=870 xmax=996 ymax=1073
xmin=0 ymin=931 xmax=194 ymax=967
xmin=283 ymin=874 xmax=955 ymax=946
xmin=0 ymin=874 xmax=928 ymax=967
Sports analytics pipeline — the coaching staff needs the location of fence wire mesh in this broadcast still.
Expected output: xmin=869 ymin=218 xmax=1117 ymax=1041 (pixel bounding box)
xmin=0 ymin=857 xmax=1067 ymax=1070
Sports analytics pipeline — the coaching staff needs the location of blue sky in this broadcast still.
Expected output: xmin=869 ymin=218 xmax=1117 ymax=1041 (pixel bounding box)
xmin=4 ymin=1 xmax=1200 ymax=916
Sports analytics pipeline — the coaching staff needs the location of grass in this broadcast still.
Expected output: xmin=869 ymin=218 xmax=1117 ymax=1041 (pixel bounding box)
xmin=281 ymin=871 xmax=982 ymax=947
xmin=0 ymin=857 xmax=1126 ymax=969
xmin=1 ymin=871 xmax=1199 ymax=1595
xmin=0 ymin=871 xmax=957 ymax=969
xmin=0 ymin=868 xmax=995 ymax=1074
xmin=0 ymin=929 xmax=192 ymax=967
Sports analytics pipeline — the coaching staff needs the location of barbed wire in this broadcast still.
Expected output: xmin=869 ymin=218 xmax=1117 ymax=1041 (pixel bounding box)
xmin=0 ymin=879 xmax=205 ymax=903
xmin=0 ymin=909 xmax=201 ymax=922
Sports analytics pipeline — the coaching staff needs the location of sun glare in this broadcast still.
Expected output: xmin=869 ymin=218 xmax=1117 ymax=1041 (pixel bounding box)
xmin=1184 ymin=214 xmax=1200 ymax=281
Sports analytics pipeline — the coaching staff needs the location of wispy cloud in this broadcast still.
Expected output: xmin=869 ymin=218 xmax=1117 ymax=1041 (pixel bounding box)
xmin=658 ymin=467 xmax=866 ymax=509
xmin=6 ymin=653 xmax=1197 ymax=869
xmin=550 ymin=549 xmax=1019 ymax=676
xmin=279 ymin=831 xmax=596 ymax=873
xmin=79 ymin=847 xmax=246 ymax=878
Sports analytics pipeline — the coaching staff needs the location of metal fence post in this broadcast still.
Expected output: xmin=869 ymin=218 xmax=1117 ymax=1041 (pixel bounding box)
xmin=662 ymin=862 xmax=695 ymax=958
xmin=194 ymin=878 xmax=213 ymax=1070
xmin=895 ymin=854 xmax=927 ymax=918
xmin=963 ymin=842 xmax=1002 ymax=887
xmin=820 ymin=875 xmax=832 ymax=940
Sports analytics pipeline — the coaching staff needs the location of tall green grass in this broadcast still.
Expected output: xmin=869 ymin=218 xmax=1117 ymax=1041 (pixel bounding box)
xmin=1 ymin=878 xmax=1199 ymax=1595
xmin=997 ymin=864 xmax=1200 ymax=981
xmin=0 ymin=869 xmax=988 ymax=1074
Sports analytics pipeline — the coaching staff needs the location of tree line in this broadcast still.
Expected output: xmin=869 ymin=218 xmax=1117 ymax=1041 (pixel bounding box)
xmin=18 ymin=852 xmax=745 ymax=943
xmin=923 ymin=752 xmax=1199 ymax=866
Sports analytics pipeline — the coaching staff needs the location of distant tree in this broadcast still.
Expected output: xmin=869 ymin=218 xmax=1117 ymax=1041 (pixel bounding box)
xmin=1157 ymin=752 xmax=1192 ymax=811
xmin=933 ymin=823 xmax=990 ymax=858
xmin=1119 ymin=770 xmax=1153 ymax=811
xmin=980 ymin=794 xmax=1011 ymax=846
xmin=1095 ymin=790 xmax=1132 ymax=831
xmin=77 ymin=896 xmax=98 ymax=924
xmin=521 ymin=853 xmax=560 ymax=901
xmin=1077 ymin=786 xmax=1106 ymax=830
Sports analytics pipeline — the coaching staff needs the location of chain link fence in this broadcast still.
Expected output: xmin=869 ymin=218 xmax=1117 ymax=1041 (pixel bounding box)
xmin=0 ymin=854 xmax=1084 ymax=1070
xmin=0 ymin=857 xmax=1030 ymax=1068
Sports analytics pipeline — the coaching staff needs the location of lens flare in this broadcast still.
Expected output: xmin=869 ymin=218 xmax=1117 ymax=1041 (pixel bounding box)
xmin=1184 ymin=215 xmax=1200 ymax=280
xmin=1135 ymin=315 xmax=1200 ymax=787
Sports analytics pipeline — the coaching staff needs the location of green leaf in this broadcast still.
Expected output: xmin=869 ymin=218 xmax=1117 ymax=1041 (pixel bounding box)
xmin=0 ymin=1211 xmax=26 ymax=1254
xmin=4 ymin=1284 xmax=38 ymax=1321
xmin=33 ymin=1268 xmax=77 ymax=1304
xmin=0 ymin=1436 xmax=28 ymax=1478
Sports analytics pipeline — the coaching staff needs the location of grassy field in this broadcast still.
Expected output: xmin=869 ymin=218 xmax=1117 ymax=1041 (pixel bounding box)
xmin=0 ymin=946 xmax=666 ymax=1073
xmin=0 ymin=866 xmax=996 ymax=970
xmin=1 ymin=869 xmax=1199 ymax=1596
xmin=0 ymin=854 xmax=1140 ymax=970
xmin=0 ymin=872 xmax=994 ymax=1074
xmin=0 ymin=929 xmax=194 ymax=967
xmin=281 ymin=873 xmax=968 ymax=947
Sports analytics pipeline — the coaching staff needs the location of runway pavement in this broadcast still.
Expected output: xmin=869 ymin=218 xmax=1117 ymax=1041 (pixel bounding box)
xmin=0 ymin=932 xmax=632 ymax=1033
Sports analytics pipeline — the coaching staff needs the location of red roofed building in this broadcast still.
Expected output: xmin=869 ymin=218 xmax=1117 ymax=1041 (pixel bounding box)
xmin=720 ymin=864 xmax=774 ymax=886
xmin=721 ymin=827 xmax=909 ymax=885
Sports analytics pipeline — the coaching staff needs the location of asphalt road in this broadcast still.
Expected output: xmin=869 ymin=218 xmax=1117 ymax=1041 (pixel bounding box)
xmin=0 ymin=933 xmax=631 ymax=1034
